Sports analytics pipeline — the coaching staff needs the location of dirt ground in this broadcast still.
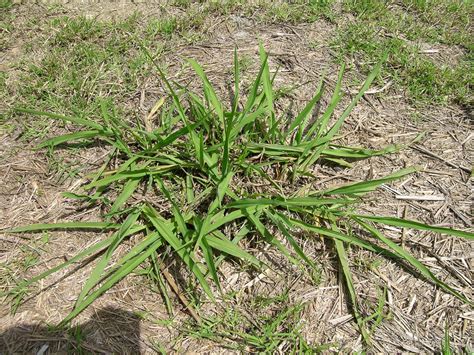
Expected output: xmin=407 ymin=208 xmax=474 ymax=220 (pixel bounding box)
xmin=0 ymin=1 xmax=472 ymax=354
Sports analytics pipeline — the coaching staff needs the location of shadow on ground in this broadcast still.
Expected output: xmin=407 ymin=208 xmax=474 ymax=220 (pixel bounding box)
xmin=0 ymin=307 xmax=141 ymax=354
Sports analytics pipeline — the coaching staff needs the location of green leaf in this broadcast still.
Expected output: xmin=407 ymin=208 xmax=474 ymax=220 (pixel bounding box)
xmin=245 ymin=208 xmax=299 ymax=266
xmin=207 ymin=232 xmax=261 ymax=266
xmin=143 ymin=205 xmax=215 ymax=300
xmin=6 ymin=222 xmax=121 ymax=233
xmin=334 ymin=234 xmax=371 ymax=345
xmin=76 ymin=208 xmax=142 ymax=305
xmin=61 ymin=236 xmax=163 ymax=325
xmin=227 ymin=197 xmax=355 ymax=209
xmin=109 ymin=177 xmax=141 ymax=216
xmin=15 ymin=108 xmax=104 ymax=131
xmin=188 ymin=58 xmax=224 ymax=125
xmin=265 ymin=210 xmax=317 ymax=269
xmin=38 ymin=130 xmax=105 ymax=148
xmin=354 ymin=218 xmax=471 ymax=304
xmin=286 ymin=79 xmax=324 ymax=143
xmin=354 ymin=215 xmax=474 ymax=240
xmin=323 ymin=167 xmax=417 ymax=195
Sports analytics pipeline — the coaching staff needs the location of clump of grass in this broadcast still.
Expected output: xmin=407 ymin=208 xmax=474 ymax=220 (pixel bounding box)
xmin=6 ymin=45 xmax=473 ymax=347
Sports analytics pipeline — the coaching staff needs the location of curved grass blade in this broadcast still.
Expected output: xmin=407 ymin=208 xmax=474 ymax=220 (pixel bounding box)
xmin=15 ymin=108 xmax=104 ymax=131
xmin=333 ymin=234 xmax=371 ymax=345
xmin=60 ymin=237 xmax=163 ymax=326
xmin=6 ymin=222 xmax=121 ymax=233
xmin=37 ymin=130 xmax=106 ymax=148
xmin=354 ymin=215 xmax=474 ymax=240
xmin=76 ymin=208 xmax=142 ymax=305
xmin=284 ymin=215 xmax=394 ymax=256
xmin=207 ymin=232 xmax=261 ymax=267
xmin=323 ymin=167 xmax=417 ymax=196
xmin=354 ymin=218 xmax=471 ymax=304
xmin=143 ymin=205 xmax=214 ymax=300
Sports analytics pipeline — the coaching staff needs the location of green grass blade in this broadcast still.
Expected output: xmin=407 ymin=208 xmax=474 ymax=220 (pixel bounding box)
xmin=205 ymin=209 xmax=247 ymax=236
xmin=207 ymin=232 xmax=261 ymax=266
xmin=150 ymin=252 xmax=173 ymax=316
xmin=286 ymin=79 xmax=324 ymax=143
xmin=216 ymin=172 xmax=234 ymax=210
xmin=11 ymin=237 xmax=113 ymax=291
xmin=188 ymin=58 xmax=224 ymax=125
xmin=325 ymin=53 xmax=387 ymax=140
xmin=143 ymin=205 xmax=214 ymax=300
xmin=304 ymin=66 xmax=344 ymax=141
xmin=6 ymin=222 xmax=121 ymax=233
xmin=76 ymin=208 xmax=142 ymax=305
xmin=284 ymin=215 xmax=394 ymax=256
xmin=200 ymin=237 xmax=221 ymax=292
xmin=84 ymin=164 xmax=178 ymax=190
xmin=60 ymin=237 xmax=163 ymax=325
xmin=241 ymin=52 xmax=267 ymax=117
xmin=354 ymin=215 xmax=474 ymax=240
xmin=156 ymin=178 xmax=189 ymax=237
xmin=227 ymin=197 xmax=355 ymax=209
xmin=441 ymin=324 xmax=453 ymax=355
xmin=109 ymin=177 xmax=141 ymax=216
xmin=321 ymin=144 xmax=399 ymax=159
xmin=38 ymin=130 xmax=105 ymax=148
xmin=15 ymin=107 xmax=104 ymax=131
xmin=244 ymin=208 xmax=299 ymax=266
xmin=354 ymin=218 xmax=470 ymax=303
xmin=323 ymin=167 xmax=417 ymax=195
xmin=265 ymin=210 xmax=317 ymax=269
xmin=258 ymin=43 xmax=276 ymax=140
xmin=232 ymin=46 xmax=240 ymax=116
xmin=334 ymin=235 xmax=371 ymax=345
xmin=10 ymin=225 xmax=147 ymax=293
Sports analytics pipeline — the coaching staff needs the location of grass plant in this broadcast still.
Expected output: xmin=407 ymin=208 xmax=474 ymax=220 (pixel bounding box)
xmin=5 ymin=45 xmax=473 ymax=345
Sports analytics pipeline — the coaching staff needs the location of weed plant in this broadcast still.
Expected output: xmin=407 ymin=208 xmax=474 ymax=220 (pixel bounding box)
xmin=7 ymin=46 xmax=473 ymax=345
